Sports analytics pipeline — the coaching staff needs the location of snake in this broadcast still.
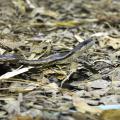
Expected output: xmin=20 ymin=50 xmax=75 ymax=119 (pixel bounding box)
xmin=0 ymin=38 xmax=94 ymax=65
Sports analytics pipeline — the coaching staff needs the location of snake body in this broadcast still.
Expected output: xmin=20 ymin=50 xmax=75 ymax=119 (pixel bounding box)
xmin=0 ymin=38 xmax=94 ymax=65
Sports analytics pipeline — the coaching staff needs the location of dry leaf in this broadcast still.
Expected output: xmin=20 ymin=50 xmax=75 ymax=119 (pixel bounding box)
xmin=11 ymin=114 xmax=33 ymax=120
xmin=0 ymin=67 xmax=33 ymax=80
xmin=4 ymin=99 xmax=20 ymax=115
xmin=99 ymin=36 xmax=120 ymax=49
xmin=72 ymin=95 xmax=102 ymax=114
xmin=43 ymin=69 xmax=67 ymax=80
xmin=99 ymin=110 xmax=120 ymax=120
xmin=43 ymin=83 xmax=59 ymax=93
xmin=12 ymin=0 xmax=26 ymax=15
xmin=0 ymin=39 xmax=26 ymax=50
xmin=9 ymin=83 xmax=37 ymax=93
xmin=31 ymin=7 xmax=59 ymax=18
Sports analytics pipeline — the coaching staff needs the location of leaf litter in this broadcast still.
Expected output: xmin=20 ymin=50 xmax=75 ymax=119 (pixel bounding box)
xmin=0 ymin=0 xmax=120 ymax=120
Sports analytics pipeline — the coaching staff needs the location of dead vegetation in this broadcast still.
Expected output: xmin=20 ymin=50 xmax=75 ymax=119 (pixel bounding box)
xmin=0 ymin=0 xmax=120 ymax=120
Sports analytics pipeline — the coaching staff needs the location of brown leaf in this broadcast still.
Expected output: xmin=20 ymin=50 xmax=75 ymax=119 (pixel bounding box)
xmin=72 ymin=95 xmax=102 ymax=114
xmin=99 ymin=36 xmax=120 ymax=49
xmin=11 ymin=114 xmax=32 ymax=120
xmin=99 ymin=110 xmax=120 ymax=120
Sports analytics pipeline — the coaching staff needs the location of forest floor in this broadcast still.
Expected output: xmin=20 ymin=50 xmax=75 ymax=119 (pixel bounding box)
xmin=0 ymin=0 xmax=120 ymax=120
